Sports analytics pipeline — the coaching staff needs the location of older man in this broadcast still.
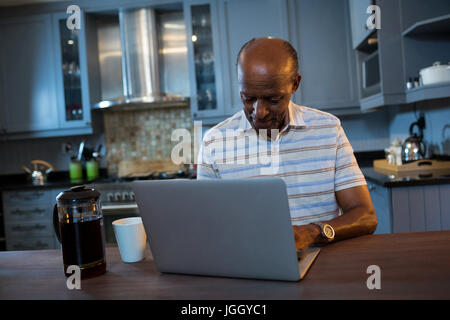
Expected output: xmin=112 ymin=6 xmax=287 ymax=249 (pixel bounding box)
xmin=197 ymin=37 xmax=377 ymax=250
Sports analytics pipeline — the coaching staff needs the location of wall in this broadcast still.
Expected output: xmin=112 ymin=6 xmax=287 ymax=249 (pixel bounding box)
xmin=103 ymin=105 xmax=193 ymax=174
xmin=0 ymin=133 xmax=106 ymax=175
xmin=388 ymin=98 xmax=450 ymax=156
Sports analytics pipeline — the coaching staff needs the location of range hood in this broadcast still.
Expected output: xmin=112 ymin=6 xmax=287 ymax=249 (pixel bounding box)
xmin=93 ymin=8 xmax=189 ymax=110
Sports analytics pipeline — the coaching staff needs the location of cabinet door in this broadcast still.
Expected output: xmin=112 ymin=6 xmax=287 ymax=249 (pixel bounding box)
xmin=349 ymin=0 xmax=373 ymax=49
xmin=52 ymin=11 xmax=92 ymax=129
xmin=290 ymin=0 xmax=359 ymax=111
xmin=220 ymin=0 xmax=289 ymax=116
xmin=185 ymin=0 xmax=226 ymax=120
xmin=368 ymin=182 xmax=392 ymax=234
xmin=0 ymin=14 xmax=59 ymax=133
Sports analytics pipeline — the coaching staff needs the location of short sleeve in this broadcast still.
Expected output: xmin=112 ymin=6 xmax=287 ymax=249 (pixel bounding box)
xmin=197 ymin=135 xmax=219 ymax=180
xmin=334 ymin=122 xmax=366 ymax=191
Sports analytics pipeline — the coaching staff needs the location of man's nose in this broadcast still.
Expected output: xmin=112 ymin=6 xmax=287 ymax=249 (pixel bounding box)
xmin=254 ymin=100 xmax=270 ymax=120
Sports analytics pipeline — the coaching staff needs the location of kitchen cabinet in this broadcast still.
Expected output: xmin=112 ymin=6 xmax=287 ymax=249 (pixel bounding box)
xmin=0 ymin=14 xmax=59 ymax=134
xmin=52 ymin=12 xmax=92 ymax=131
xmin=348 ymin=0 xmax=373 ymax=49
xmin=400 ymin=0 xmax=450 ymax=104
xmin=288 ymin=0 xmax=359 ymax=113
xmin=367 ymin=181 xmax=450 ymax=234
xmin=2 ymin=189 xmax=59 ymax=251
xmin=367 ymin=181 xmax=392 ymax=234
xmin=351 ymin=0 xmax=406 ymax=111
xmin=185 ymin=0 xmax=227 ymax=121
xmin=0 ymin=12 xmax=93 ymax=140
xmin=218 ymin=0 xmax=289 ymax=116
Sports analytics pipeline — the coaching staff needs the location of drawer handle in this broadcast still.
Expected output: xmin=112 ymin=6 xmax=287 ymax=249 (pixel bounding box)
xmin=12 ymin=224 xmax=46 ymax=232
xmin=368 ymin=184 xmax=376 ymax=191
xmin=12 ymin=208 xmax=46 ymax=215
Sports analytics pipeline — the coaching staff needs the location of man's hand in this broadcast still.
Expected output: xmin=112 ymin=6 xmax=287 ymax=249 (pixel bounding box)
xmin=293 ymin=224 xmax=322 ymax=251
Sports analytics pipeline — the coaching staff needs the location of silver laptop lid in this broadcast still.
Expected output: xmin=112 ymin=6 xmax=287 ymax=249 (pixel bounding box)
xmin=131 ymin=178 xmax=300 ymax=281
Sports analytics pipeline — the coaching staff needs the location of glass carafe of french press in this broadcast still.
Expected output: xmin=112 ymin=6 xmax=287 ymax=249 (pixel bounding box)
xmin=53 ymin=185 xmax=106 ymax=279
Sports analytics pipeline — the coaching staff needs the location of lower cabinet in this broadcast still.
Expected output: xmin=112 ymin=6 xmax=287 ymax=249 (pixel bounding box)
xmin=2 ymin=189 xmax=59 ymax=251
xmin=368 ymin=181 xmax=450 ymax=234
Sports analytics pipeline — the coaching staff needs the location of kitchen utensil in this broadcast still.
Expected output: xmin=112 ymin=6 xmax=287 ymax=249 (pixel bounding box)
xmin=401 ymin=121 xmax=426 ymax=163
xmin=419 ymin=61 xmax=450 ymax=86
xmin=77 ymin=140 xmax=85 ymax=161
xmin=69 ymin=160 xmax=83 ymax=183
xmin=22 ymin=160 xmax=54 ymax=185
xmin=86 ymin=159 xmax=99 ymax=181
xmin=53 ymin=185 xmax=106 ymax=279
xmin=112 ymin=217 xmax=147 ymax=263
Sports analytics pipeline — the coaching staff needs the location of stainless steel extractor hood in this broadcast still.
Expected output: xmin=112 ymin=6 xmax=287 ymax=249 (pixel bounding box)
xmin=93 ymin=8 xmax=189 ymax=110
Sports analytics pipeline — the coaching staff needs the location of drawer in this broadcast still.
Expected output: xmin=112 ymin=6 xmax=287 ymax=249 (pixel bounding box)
xmin=3 ymin=204 xmax=52 ymax=223
xmin=3 ymin=190 xmax=51 ymax=206
xmin=6 ymin=237 xmax=56 ymax=251
xmin=5 ymin=221 xmax=54 ymax=239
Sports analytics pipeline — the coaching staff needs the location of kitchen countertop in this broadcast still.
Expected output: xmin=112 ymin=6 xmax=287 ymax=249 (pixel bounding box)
xmin=1 ymin=230 xmax=449 ymax=299
xmin=361 ymin=166 xmax=450 ymax=188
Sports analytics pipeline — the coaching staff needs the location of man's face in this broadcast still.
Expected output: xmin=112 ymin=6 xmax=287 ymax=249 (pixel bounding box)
xmin=237 ymin=42 xmax=300 ymax=136
xmin=239 ymin=74 xmax=294 ymax=134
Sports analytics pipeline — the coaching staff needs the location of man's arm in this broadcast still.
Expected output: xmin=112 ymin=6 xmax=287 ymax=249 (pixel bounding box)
xmin=293 ymin=185 xmax=377 ymax=250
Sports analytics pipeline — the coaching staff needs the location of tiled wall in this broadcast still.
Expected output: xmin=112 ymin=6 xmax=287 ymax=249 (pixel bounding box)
xmin=103 ymin=105 xmax=193 ymax=174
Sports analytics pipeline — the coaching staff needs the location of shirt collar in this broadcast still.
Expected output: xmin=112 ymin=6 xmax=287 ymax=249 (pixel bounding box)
xmin=237 ymin=100 xmax=306 ymax=133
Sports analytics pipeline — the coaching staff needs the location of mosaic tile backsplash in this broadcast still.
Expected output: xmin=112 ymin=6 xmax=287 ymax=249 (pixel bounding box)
xmin=103 ymin=105 xmax=193 ymax=174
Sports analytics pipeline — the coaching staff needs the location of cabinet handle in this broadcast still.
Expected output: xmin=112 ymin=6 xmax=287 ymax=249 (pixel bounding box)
xmin=12 ymin=208 xmax=45 ymax=215
xmin=368 ymin=184 xmax=376 ymax=191
xmin=12 ymin=224 xmax=46 ymax=232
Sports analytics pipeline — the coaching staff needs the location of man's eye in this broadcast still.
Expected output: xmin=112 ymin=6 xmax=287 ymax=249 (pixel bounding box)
xmin=269 ymin=98 xmax=281 ymax=103
xmin=243 ymin=97 xmax=255 ymax=103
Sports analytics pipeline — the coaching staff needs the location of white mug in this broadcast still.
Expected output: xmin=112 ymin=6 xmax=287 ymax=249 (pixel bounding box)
xmin=112 ymin=217 xmax=147 ymax=263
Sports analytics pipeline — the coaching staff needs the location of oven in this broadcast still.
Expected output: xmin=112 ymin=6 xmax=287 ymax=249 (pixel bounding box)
xmin=88 ymin=182 xmax=140 ymax=246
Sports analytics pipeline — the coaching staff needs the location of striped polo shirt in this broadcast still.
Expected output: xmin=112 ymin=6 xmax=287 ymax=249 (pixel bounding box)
xmin=197 ymin=101 xmax=367 ymax=225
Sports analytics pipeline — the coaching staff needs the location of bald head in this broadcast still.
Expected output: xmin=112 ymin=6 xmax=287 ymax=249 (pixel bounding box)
xmin=236 ymin=37 xmax=301 ymax=136
xmin=237 ymin=37 xmax=299 ymax=81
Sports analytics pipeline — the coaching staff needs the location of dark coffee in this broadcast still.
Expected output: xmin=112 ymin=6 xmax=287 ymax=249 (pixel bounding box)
xmin=59 ymin=216 xmax=106 ymax=279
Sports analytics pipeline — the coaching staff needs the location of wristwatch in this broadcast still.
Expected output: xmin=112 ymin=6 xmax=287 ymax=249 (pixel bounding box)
xmin=311 ymin=222 xmax=335 ymax=243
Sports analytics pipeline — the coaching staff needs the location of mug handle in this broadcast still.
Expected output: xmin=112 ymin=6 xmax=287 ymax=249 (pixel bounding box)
xmin=53 ymin=204 xmax=61 ymax=243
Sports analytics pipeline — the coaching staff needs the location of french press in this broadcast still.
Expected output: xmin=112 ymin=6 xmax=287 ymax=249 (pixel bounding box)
xmin=53 ymin=185 xmax=106 ymax=279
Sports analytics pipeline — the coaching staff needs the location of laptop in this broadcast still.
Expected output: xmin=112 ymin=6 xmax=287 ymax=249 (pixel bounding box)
xmin=131 ymin=178 xmax=320 ymax=281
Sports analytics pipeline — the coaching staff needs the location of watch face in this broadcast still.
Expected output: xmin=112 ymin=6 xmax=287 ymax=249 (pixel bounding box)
xmin=323 ymin=225 xmax=335 ymax=239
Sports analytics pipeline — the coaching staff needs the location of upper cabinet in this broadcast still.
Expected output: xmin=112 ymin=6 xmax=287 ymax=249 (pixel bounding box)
xmin=349 ymin=0 xmax=373 ymax=49
xmin=219 ymin=0 xmax=289 ymax=116
xmin=349 ymin=0 xmax=450 ymax=111
xmin=289 ymin=0 xmax=359 ymax=113
xmin=185 ymin=0 xmax=227 ymax=121
xmin=399 ymin=0 xmax=450 ymax=105
xmin=0 ymin=14 xmax=59 ymax=134
xmin=52 ymin=12 xmax=92 ymax=130
xmin=0 ymin=11 xmax=93 ymax=140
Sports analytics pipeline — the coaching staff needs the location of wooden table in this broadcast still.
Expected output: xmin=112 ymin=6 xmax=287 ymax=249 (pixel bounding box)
xmin=1 ymin=231 xmax=450 ymax=299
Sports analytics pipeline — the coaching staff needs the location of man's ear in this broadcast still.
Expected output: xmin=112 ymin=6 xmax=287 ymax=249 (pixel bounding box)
xmin=292 ymin=74 xmax=301 ymax=93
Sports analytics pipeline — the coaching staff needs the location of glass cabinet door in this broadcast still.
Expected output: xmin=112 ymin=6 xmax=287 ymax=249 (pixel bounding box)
xmin=190 ymin=4 xmax=218 ymax=113
xmin=58 ymin=18 xmax=83 ymax=122
xmin=53 ymin=12 xmax=91 ymax=129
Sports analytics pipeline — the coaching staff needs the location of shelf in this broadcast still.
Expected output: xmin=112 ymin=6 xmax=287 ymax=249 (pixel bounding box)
xmin=360 ymin=92 xmax=405 ymax=112
xmin=402 ymin=14 xmax=450 ymax=39
xmin=405 ymin=82 xmax=450 ymax=104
